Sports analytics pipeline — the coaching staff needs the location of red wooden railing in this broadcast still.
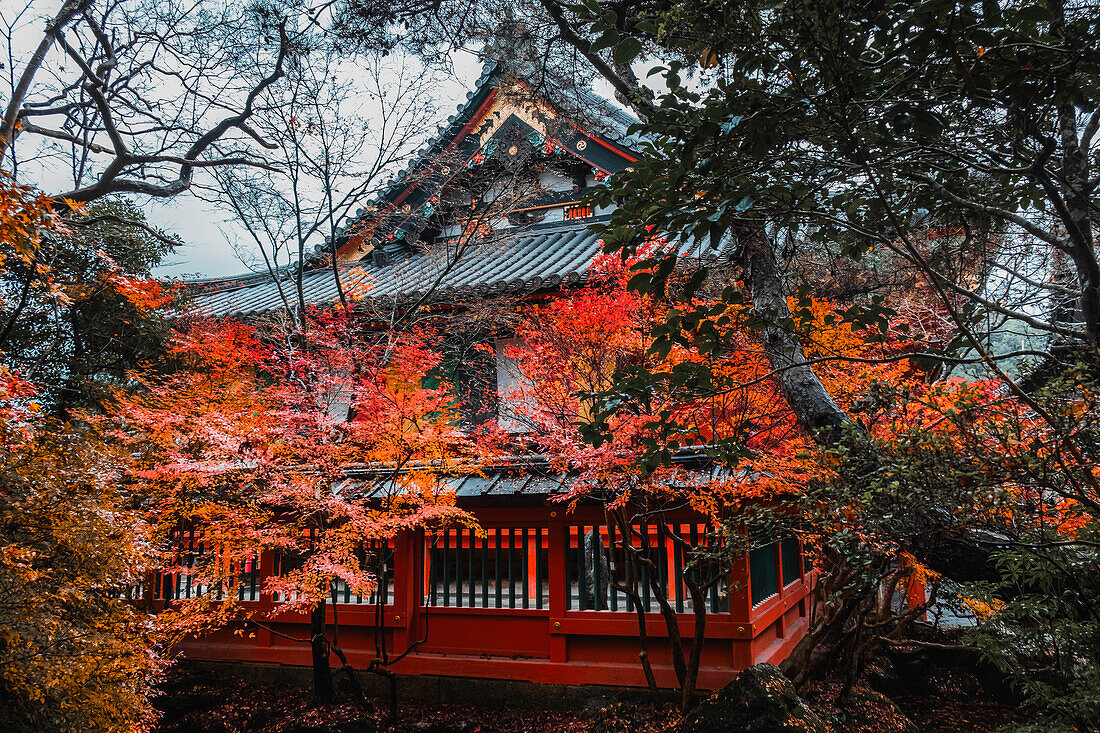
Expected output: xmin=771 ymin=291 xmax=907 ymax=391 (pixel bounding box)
xmin=153 ymin=506 xmax=815 ymax=690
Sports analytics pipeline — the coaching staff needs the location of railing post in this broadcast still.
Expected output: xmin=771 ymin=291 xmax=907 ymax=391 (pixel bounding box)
xmin=141 ymin=569 xmax=156 ymax=612
xmin=392 ymin=530 xmax=418 ymax=653
xmin=548 ymin=513 xmax=567 ymax=663
xmin=730 ymin=552 xmax=753 ymax=668
xmin=255 ymin=549 xmax=276 ymax=647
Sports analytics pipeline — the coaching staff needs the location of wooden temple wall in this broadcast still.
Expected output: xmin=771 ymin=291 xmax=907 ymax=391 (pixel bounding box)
xmin=154 ymin=506 xmax=815 ymax=690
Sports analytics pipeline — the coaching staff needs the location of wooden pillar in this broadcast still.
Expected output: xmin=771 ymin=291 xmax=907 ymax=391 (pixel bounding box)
xmin=527 ymin=528 xmax=538 ymax=604
xmin=392 ymin=530 xmax=418 ymax=654
xmin=548 ymin=514 xmax=567 ymax=663
xmin=729 ymin=552 xmax=753 ymax=668
xmin=255 ymin=549 xmax=276 ymax=647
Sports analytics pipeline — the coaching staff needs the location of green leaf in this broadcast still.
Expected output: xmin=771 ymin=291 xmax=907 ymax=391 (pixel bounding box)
xmin=614 ymin=37 xmax=643 ymax=65
xmin=627 ymin=272 xmax=653 ymax=294
xmin=1016 ymin=4 xmax=1051 ymax=22
xmin=590 ymin=30 xmax=619 ymax=53
xmin=721 ymin=115 xmax=743 ymax=135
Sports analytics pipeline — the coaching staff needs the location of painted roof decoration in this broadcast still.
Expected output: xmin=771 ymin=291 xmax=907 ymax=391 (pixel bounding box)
xmin=187 ymin=65 xmax=718 ymax=319
xmin=323 ymin=63 xmax=644 ymax=260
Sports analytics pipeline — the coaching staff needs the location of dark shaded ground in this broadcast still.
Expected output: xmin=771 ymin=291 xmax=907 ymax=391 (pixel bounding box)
xmin=897 ymin=697 xmax=1030 ymax=732
xmin=804 ymin=682 xmax=1029 ymax=733
xmin=154 ymin=670 xmax=594 ymax=733
xmin=154 ymin=665 xmax=1028 ymax=733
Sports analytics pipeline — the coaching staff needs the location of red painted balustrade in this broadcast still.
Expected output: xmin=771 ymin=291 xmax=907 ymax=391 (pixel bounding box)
xmin=144 ymin=506 xmax=815 ymax=690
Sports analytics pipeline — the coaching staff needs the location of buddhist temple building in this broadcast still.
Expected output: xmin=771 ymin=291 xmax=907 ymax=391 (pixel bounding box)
xmin=173 ymin=65 xmax=814 ymax=692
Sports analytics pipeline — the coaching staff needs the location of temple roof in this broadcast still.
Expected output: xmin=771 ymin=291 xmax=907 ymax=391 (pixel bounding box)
xmin=189 ymin=217 xmax=729 ymax=319
xmin=325 ymin=64 xmax=644 ymax=255
xmin=186 ymin=65 xmax=656 ymax=318
xmin=191 ymin=218 xmax=603 ymax=318
xmin=336 ymin=449 xmax=734 ymax=503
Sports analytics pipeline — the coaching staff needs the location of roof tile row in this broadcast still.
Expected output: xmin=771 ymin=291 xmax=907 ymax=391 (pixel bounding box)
xmin=192 ymin=219 xmax=603 ymax=317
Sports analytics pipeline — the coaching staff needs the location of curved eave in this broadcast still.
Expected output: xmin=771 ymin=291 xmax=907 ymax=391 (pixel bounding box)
xmin=332 ymin=72 xmax=643 ymax=262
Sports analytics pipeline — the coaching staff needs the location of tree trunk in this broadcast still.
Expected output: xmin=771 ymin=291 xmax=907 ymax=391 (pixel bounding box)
xmin=734 ymin=221 xmax=851 ymax=437
xmin=606 ymin=509 xmax=659 ymax=698
xmin=641 ymin=525 xmax=690 ymax=696
xmin=310 ymin=600 xmax=334 ymax=704
xmin=681 ymin=579 xmax=709 ymax=712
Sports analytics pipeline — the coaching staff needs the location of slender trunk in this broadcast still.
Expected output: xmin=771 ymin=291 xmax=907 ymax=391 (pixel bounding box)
xmin=290 ymin=133 xmax=308 ymax=327
xmin=607 ymin=509 xmax=658 ymax=698
xmin=681 ymin=574 xmax=709 ymax=712
xmin=328 ymin=229 xmax=348 ymax=310
xmin=324 ymin=162 xmax=349 ymax=310
xmin=329 ymin=581 xmax=369 ymax=707
xmin=310 ymin=600 xmax=334 ymax=704
xmin=0 ymin=254 xmax=38 ymax=350
xmin=295 ymin=237 xmax=308 ymax=327
xmin=1057 ymin=106 xmax=1100 ymax=346
xmin=368 ymin=548 xmax=401 ymax=720
xmin=643 ymin=523 xmax=689 ymax=693
xmin=634 ymin=588 xmax=659 ymax=699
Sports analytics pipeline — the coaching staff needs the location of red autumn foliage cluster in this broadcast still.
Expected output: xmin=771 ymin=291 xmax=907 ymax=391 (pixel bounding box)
xmin=504 ymin=251 xmax=927 ymax=505
xmin=502 ymin=247 xmax=1092 ymax=582
xmin=5 ymin=172 xmax=1094 ymax=725
xmin=111 ymin=308 xmax=485 ymax=635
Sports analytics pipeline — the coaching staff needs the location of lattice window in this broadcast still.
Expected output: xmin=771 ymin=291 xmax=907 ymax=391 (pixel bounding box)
xmin=566 ymin=523 xmax=729 ymax=613
xmin=274 ymin=536 xmax=394 ymax=606
xmin=751 ymin=534 xmax=806 ymax=606
xmin=781 ymin=534 xmax=803 ymax=587
xmin=750 ymin=543 xmax=779 ymax=606
xmin=153 ymin=528 xmax=258 ymax=602
xmin=425 ymin=527 xmax=549 ymax=609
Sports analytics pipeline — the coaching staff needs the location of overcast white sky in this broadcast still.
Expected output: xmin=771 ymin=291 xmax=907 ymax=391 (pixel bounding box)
xmin=150 ymin=53 xmax=486 ymax=280
xmin=4 ymin=2 xmax=630 ymax=282
xmin=143 ymin=52 xmax=624 ymax=281
xmin=3 ymin=0 xmax=485 ymax=280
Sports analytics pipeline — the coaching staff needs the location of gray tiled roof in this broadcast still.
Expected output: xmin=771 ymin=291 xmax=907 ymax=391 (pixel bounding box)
xmin=551 ymin=83 xmax=646 ymax=150
xmin=335 ymin=451 xmax=734 ymax=500
xmin=190 ymin=216 xmax=727 ymax=319
xmin=192 ymin=218 xmax=603 ymax=318
xmin=184 ymin=63 xmax=654 ymax=318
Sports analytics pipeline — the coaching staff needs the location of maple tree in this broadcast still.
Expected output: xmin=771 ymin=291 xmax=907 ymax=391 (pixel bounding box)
xmin=112 ymin=304 xmax=484 ymax=705
xmin=1 ymin=178 xmax=165 ymax=732
xmin=0 ymin=365 xmax=164 ymax=732
xmin=444 ymin=0 xmax=1100 ymax=721
xmin=944 ymin=374 xmax=1100 ymax=729
xmin=500 ymin=251 xmax=952 ymax=708
xmin=503 ymin=243 xmax=1100 ymax=713
xmin=559 ymin=245 xmax=1099 ymax=718
xmin=2 ymin=1 xmax=1096 ymax=724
